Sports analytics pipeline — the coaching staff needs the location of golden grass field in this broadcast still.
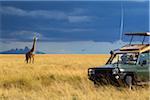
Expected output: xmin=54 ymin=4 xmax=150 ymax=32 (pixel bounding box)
xmin=0 ymin=54 xmax=149 ymax=100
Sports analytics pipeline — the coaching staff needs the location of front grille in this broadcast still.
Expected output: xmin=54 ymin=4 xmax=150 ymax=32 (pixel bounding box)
xmin=95 ymin=69 xmax=112 ymax=74
xmin=88 ymin=68 xmax=115 ymax=83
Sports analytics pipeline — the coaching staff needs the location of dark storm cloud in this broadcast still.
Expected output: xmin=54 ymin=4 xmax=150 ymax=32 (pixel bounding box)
xmin=0 ymin=1 xmax=149 ymax=42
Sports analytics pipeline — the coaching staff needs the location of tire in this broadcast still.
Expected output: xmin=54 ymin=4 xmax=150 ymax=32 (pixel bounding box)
xmin=124 ymin=75 xmax=133 ymax=90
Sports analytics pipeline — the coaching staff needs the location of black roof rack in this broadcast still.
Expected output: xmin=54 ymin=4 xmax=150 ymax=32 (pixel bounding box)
xmin=125 ymin=32 xmax=150 ymax=36
xmin=125 ymin=32 xmax=150 ymax=45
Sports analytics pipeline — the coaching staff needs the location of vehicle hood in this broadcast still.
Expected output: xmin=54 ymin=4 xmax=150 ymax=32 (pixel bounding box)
xmin=96 ymin=64 xmax=114 ymax=69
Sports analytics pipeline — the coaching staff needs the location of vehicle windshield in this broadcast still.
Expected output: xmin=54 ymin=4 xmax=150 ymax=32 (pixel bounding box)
xmin=111 ymin=53 xmax=139 ymax=65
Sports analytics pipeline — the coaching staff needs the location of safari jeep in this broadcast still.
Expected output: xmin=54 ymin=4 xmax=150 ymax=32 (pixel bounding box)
xmin=88 ymin=32 xmax=150 ymax=88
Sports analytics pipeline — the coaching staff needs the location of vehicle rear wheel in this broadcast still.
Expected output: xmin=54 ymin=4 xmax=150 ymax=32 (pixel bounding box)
xmin=124 ymin=75 xmax=133 ymax=90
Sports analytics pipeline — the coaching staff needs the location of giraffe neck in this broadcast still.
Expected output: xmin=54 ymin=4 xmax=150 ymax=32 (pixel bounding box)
xmin=30 ymin=37 xmax=36 ymax=53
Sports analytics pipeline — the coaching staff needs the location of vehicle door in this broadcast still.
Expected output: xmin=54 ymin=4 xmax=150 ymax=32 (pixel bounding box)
xmin=136 ymin=51 xmax=149 ymax=82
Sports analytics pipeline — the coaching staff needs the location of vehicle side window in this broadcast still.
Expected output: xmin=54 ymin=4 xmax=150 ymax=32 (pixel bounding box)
xmin=138 ymin=51 xmax=150 ymax=66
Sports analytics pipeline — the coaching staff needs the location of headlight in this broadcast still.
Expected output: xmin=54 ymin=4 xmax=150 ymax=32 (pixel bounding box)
xmin=112 ymin=68 xmax=119 ymax=74
xmin=112 ymin=68 xmax=124 ymax=74
xmin=88 ymin=69 xmax=95 ymax=75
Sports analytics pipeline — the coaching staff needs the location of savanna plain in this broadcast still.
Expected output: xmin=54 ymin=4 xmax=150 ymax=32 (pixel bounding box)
xmin=0 ymin=54 xmax=149 ymax=100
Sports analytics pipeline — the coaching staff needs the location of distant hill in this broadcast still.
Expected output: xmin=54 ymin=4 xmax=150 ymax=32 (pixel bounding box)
xmin=0 ymin=46 xmax=45 ymax=54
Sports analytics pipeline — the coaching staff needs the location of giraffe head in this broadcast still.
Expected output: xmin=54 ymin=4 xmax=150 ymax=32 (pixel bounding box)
xmin=33 ymin=33 xmax=38 ymax=41
xmin=34 ymin=37 xmax=38 ymax=41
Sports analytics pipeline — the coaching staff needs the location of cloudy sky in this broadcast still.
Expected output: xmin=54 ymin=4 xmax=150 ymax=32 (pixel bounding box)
xmin=0 ymin=0 xmax=149 ymax=54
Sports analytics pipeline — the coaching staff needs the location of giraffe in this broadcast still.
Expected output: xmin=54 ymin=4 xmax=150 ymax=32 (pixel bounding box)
xmin=25 ymin=36 xmax=37 ymax=64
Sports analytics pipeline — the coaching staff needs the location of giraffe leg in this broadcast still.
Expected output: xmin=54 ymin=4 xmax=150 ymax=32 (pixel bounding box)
xmin=32 ymin=54 xmax=35 ymax=64
xmin=32 ymin=56 xmax=34 ymax=64
xmin=26 ymin=58 xmax=28 ymax=63
xmin=29 ymin=57 xmax=31 ymax=63
xmin=25 ymin=55 xmax=28 ymax=64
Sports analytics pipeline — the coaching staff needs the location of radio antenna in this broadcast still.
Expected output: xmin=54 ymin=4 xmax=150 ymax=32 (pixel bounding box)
xmin=119 ymin=1 xmax=124 ymax=42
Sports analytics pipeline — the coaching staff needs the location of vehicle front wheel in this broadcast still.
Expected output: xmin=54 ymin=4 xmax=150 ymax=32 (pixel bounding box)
xmin=124 ymin=75 xmax=133 ymax=90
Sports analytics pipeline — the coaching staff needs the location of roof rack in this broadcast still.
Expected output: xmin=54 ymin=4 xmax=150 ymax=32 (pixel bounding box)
xmin=125 ymin=32 xmax=150 ymax=45
xmin=125 ymin=32 xmax=150 ymax=36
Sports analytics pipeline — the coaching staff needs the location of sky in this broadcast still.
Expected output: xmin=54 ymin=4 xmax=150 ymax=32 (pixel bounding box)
xmin=0 ymin=0 xmax=149 ymax=54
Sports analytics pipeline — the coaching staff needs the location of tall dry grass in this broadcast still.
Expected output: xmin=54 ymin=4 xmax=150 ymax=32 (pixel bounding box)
xmin=0 ymin=54 xmax=149 ymax=100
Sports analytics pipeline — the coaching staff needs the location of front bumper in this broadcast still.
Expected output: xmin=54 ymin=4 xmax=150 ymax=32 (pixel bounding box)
xmin=88 ymin=68 xmax=123 ymax=85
